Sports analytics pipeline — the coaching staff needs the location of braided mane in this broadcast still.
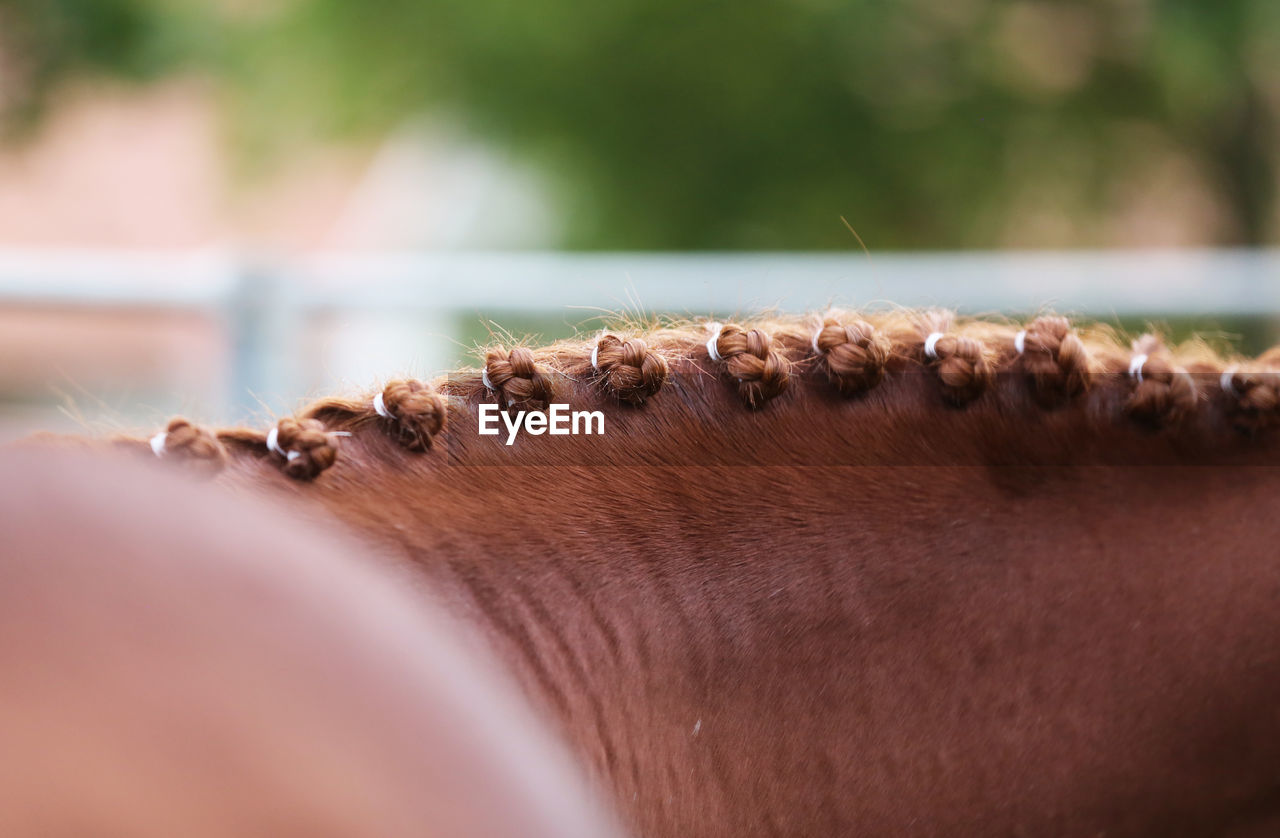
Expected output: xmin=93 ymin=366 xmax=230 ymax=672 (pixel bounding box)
xmin=129 ymin=309 xmax=1280 ymax=479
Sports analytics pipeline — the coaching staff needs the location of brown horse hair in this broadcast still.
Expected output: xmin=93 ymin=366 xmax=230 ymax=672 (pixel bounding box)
xmin=1220 ymin=358 xmax=1280 ymax=436
xmin=485 ymin=346 xmax=556 ymax=411
xmin=1124 ymin=334 xmax=1198 ymax=429
xmin=587 ymin=333 xmax=669 ymax=405
xmin=914 ymin=310 xmax=995 ymax=406
xmin=1014 ymin=315 xmax=1092 ymax=408
xmin=122 ymin=308 xmax=1280 ymax=480
xmin=308 ymin=379 xmax=448 ymax=453
xmin=704 ymin=322 xmax=792 ymax=408
xmin=810 ymin=313 xmax=892 ymax=395
xmin=150 ymin=417 xmax=227 ymax=479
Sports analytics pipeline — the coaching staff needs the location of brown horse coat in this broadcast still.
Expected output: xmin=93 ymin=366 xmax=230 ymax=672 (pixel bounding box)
xmin=41 ymin=310 xmax=1280 ymax=836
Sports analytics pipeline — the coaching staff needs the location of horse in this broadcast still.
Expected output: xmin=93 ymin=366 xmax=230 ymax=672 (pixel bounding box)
xmin=0 ymin=447 xmax=624 ymax=838
xmin=36 ymin=308 xmax=1280 ymax=836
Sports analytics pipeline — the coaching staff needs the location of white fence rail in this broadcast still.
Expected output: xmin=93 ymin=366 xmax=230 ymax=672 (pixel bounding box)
xmin=3 ymin=248 xmax=1279 ymax=418
xmin=4 ymin=247 xmax=1280 ymax=311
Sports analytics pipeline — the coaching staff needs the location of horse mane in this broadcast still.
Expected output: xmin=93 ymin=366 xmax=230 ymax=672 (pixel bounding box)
xmin=113 ymin=308 xmax=1280 ymax=479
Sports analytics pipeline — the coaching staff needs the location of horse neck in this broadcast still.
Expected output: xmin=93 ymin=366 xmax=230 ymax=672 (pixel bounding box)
xmin=223 ymin=371 xmax=1280 ymax=836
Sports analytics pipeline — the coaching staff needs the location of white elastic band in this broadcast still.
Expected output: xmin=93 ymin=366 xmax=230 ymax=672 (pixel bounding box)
xmin=1221 ymin=366 xmax=1238 ymax=395
xmin=373 ymin=391 xmax=392 ymax=419
xmin=811 ymin=327 xmax=823 ymax=356
xmin=591 ymin=338 xmax=602 ymax=371
xmin=1014 ymin=330 xmax=1027 ymax=355
xmin=924 ymin=332 xmax=944 ymax=359
xmin=1129 ymin=354 xmax=1148 ymax=384
xmin=481 ymin=368 xmax=495 ymax=391
xmin=149 ymin=431 xmax=166 ymax=457
xmin=705 ymin=322 xmax=724 ymax=362
xmin=266 ymin=426 xmax=287 ymax=458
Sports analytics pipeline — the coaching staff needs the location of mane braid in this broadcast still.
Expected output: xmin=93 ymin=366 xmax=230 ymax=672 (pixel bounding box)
xmin=123 ymin=309 xmax=1280 ymax=479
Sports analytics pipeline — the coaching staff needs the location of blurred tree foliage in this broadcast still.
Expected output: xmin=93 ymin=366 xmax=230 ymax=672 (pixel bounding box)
xmin=2 ymin=0 xmax=1278 ymax=249
xmin=0 ymin=0 xmax=185 ymax=127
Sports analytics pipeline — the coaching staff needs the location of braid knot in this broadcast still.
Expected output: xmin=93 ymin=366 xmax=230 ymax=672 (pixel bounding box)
xmin=484 ymin=347 xmax=554 ymax=410
xmin=1221 ymin=367 xmax=1280 ymax=434
xmin=271 ymin=417 xmax=340 ymax=481
xmin=157 ymin=417 xmax=227 ymax=478
xmin=593 ymin=335 xmax=668 ymax=405
xmin=1124 ymin=335 xmax=1197 ymax=428
xmin=1017 ymin=316 xmax=1091 ymax=407
xmin=707 ymin=323 xmax=791 ymax=408
xmin=378 ymin=379 xmax=446 ymax=451
xmin=921 ymin=329 xmax=992 ymax=406
xmin=812 ymin=316 xmax=891 ymax=395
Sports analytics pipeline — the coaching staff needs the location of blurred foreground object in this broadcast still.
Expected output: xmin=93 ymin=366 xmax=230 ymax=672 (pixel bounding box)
xmin=0 ymin=447 xmax=623 ymax=838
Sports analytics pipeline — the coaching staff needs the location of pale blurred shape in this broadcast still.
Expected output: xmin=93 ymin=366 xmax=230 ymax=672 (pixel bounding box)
xmin=995 ymin=3 xmax=1100 ymax=97
xmin=0 ymin=82 xmax=555 ymax=251
xmin=0 ymin=82 xmax=225 ymax=248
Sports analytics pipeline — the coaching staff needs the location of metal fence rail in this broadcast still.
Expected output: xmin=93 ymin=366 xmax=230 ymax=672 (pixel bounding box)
xmin=4 ymin=247 xmax=1280 ymax=312
xmin=3 ymin=248 xmax=1279 ymax=419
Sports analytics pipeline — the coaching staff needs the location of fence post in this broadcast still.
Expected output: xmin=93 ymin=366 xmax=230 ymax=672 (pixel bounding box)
xmin=224 ymin=260 xmax=300 ymax=422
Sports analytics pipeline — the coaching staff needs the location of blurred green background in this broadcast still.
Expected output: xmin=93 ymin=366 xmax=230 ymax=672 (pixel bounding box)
xmin=2 ymin=0 xmax=1279 ymax=440
xmin=4 ymin=0 xmax=1278 ymax=250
